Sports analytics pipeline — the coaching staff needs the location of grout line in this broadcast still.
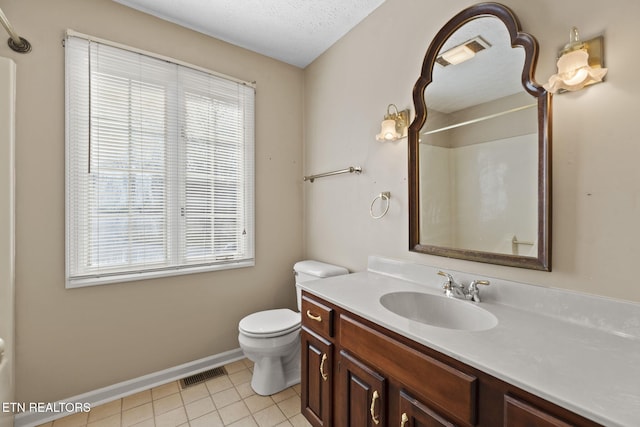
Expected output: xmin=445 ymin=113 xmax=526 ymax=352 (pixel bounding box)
xmin=43 ymin=362 xmax=307 ymax=427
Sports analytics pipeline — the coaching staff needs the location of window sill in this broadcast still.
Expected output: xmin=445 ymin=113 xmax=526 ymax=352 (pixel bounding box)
xmin=66 ymin=259 xmax=255 ymax=289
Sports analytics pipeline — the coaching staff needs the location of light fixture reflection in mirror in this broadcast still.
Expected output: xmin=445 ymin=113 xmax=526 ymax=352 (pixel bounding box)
xmin=376 ymin=104 xmax=409 ymax=142
xmin=544 ymin=27 xmax=608 ymax=93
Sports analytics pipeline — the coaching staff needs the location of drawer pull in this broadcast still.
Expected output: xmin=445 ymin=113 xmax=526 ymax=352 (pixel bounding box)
xmin=400 ymin=412 xmax=409 ymax=427
xmin=370 ymin=390 xmax=380 ymax=425
xmin=306 ymin=310 xmax=322 ymax=322
xmin=320 ymin=353 xmax=328 ymax=381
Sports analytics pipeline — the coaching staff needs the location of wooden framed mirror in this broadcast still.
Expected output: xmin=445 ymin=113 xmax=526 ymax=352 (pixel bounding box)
xmin=408 ymin=2 xmax=551 ymax=270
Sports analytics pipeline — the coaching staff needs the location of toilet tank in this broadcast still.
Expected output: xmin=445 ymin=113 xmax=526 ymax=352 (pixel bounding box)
xmin=294 ymin=260 xmax=348 ymax=311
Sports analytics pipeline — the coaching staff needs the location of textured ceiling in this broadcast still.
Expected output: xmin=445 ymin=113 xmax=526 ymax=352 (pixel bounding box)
xmin=113 ymin=0 xmax=386 ymax=68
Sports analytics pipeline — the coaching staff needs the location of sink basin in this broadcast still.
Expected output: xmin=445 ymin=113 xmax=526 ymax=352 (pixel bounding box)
xmin=379 ymin=291 xmax=498 ymax=331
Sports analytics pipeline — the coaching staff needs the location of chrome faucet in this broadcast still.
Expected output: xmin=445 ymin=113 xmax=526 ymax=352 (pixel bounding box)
xmin=438 ymin=271 xmax=467 ymax=299
xmin=437 ymin=271 xmax=490 ymax=302
xmin=467 ymin=279 xmax=490 ymax=302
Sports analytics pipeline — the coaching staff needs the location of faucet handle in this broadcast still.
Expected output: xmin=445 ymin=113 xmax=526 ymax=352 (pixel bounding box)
xmin=469 ymin=279 xmax=490 ymax=288
xmin=468 ymin=280 xmax=490 ymax=302
xmin=437 ymin=271 xmax=455 ymax=289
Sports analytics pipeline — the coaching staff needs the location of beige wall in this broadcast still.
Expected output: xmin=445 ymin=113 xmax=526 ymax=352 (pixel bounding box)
xmin=304 ymin=0 xmax=640 ymax=302
xmin=0 ymin=0 xmax=304 ymax=403
xmin=4 ymin=0 xmax=640 ymax=407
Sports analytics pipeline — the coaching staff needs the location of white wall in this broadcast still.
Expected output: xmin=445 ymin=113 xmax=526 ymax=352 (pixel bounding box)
xmin=304 ymin=0 xmax=640 ymax=303
xmin=454 ymin=135 xmax=538 ymax=255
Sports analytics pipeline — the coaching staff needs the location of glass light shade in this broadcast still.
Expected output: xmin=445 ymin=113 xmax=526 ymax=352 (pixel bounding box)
xmin=442 ymin=44 xmax=475 ymax=65
xmin=544 ymin=48 xmax=608 ymax=93
xmin=376 ymin=119 xmax=400 ymax=141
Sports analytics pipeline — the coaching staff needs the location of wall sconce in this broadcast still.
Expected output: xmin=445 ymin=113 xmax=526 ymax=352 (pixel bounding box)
xmin=544 ymin=27 xmax=608 ymax=94
xmin=376 ymin=104 xmax=409 ymax=142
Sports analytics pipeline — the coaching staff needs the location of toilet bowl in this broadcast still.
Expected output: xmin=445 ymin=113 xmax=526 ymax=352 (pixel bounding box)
xmin=238 ymin=260 xmax=348 ymax=396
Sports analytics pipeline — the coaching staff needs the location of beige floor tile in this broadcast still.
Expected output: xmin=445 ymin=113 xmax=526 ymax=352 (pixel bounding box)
xmin=87 ymin=413 xmax=121 ymax=427
xmin=276 ymin=395 xmax=301 ymax=419
xmin=122 ymin=390 xmax=152 ymax=411
xmin=243 ymin=394 xmax=275 ymax=414
xmin=288 ymin=413 xmax=312 ymax=427
xmin=242 ymin=359 xmax=254 ymax=369
xmin=88 ymin=399 xmax=122 ymax=423
xmin=229 ymin=369 xmax=253 ymax=386
xmin=41 ymin=369 xmax=307 ymax=427
xmin=152 ymin=382 xmax=180 ymax=400
xmin=211 ymin=387 xmax=241 ymax=409
xmin=129 ymin=419 xmax=154 ymax=427
xmin=153 ymin=392 xmax=183 ymax=416
xmin=218 ymin=401 xmax=251 ymax=425
xmin=122 ymin=402 xmax=153 ymax=427
xmin=205 ymin=375 xmax=234 ymax=394
xmin=154 ymin=406 xmax=187 ymax=427
xmin=185 ymin=396 xmax=215 ymax=420
xmin=292 ymin=384 xmax=301 ymax=396
xmin=270 ymin=388 xmax=297 ymax=404
xmin=180 ymin=383 xmax=209 ymax=405
xmin=225 ymin=360 xmax=250 ymax=374
xmin=35 ymin=423 xmax=53 ymax=427
xmin=189 ymin=410 xmax=224 ymax=427
xmin=52 ymin=411 xmax=89 ymax=427
xmin=253 ymin=405 xmax=286 ymax=427
xmin=235 ymin=382 xmax=256 ymax=399
xmin=227 ymin=416 xmax=259 ymax=427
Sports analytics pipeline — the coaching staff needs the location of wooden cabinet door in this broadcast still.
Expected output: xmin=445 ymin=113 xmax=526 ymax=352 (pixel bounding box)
xmin=398 ymin=390 xmax=458 ymax=427
xmin=338 ymin=350 xmax=387 ymax=427
xmin=504 ymin=395 xmax=574 ymax=427
xmin=302 ymin=328 xmax=334 ymax=427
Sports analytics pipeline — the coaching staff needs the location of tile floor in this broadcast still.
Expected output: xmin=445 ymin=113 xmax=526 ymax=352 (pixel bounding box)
xmin=35 ymin=359 xmax=312 ymax=427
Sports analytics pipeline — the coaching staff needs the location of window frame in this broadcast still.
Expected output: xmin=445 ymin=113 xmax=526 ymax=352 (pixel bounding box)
xmin=65 ymin=30 xmax=255 ymax=288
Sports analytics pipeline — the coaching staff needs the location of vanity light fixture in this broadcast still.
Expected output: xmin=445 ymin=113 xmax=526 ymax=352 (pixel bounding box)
xmin=544 ymin=27 xmax=607 ymax=93
xmin=376 ymin=104 xmax=409 ymax=142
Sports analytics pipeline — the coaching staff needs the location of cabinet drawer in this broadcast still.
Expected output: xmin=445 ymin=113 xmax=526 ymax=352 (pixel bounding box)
xmin=340 ymin=315 xmax=477 ymax=426
xmin=504 ymin=395 xmax=573 ymax=427
xmin=302 ymin=294 xmax=334 ymax=338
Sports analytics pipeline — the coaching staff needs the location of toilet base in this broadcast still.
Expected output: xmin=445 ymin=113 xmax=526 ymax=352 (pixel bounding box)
xmin=249 ymin=343 xmax=301 ymax=396
xmin=238 ymin=329 xmax=301 ymax=396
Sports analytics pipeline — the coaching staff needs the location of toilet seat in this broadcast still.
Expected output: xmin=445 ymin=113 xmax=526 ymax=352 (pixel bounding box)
xmin=239 ymin=309 xmax=301 ymax=338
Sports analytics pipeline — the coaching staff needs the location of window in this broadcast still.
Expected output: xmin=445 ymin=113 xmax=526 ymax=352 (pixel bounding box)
xmin=65 ymin=32 xmax=255 ymax=288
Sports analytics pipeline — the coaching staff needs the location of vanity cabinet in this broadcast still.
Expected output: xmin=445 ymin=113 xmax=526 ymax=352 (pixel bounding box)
xmin=301 ymin=328 xmax=333 ymax=426
xmin=300 ymin=291 xmax=603 ymax=427
xmin=338 ymin=350 xmax=387 ymax=426
xmin=503 ymin=395 xmax=574 ymax=427
xmin=301 ymin=295 xmax=336 ymax=426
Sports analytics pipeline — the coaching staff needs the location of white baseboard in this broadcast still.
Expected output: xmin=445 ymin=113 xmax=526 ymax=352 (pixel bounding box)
xmin=14 ymin=348 xmax=245 ymax=427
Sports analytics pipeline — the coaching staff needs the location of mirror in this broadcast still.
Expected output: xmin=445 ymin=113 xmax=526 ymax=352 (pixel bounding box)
xmin=408 ymin=3 xmax=551 ymax=271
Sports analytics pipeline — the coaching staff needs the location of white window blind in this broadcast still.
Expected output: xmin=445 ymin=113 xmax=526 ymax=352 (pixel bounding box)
xmin=65 ymin=33 xmax=255 ymax=288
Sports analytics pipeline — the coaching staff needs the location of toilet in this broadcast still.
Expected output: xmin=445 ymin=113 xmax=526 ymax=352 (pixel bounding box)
xmin=238 ymin=260 xmax=348 ymax=396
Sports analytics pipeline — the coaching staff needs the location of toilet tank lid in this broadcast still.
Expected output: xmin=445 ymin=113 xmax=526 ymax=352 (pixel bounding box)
xmin=294 ymin=260 xmax=348 ymax=278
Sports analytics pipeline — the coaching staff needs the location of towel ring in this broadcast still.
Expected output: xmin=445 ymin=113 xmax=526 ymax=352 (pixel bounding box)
xmin=370 ymin=192 xmax=390 ymax=219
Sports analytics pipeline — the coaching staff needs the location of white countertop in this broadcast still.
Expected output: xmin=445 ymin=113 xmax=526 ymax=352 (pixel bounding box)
xmin=298 ymin=256 xmax=640 ymax=427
